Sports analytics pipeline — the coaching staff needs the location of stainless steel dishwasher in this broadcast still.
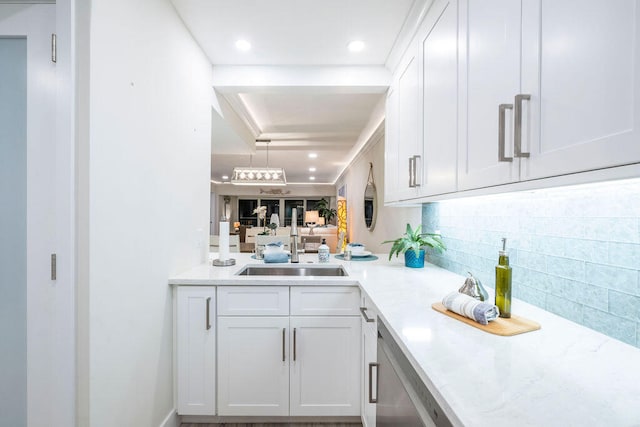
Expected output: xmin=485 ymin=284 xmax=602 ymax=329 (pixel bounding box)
xmin=374 ymin=320 xmax=453 ymax=427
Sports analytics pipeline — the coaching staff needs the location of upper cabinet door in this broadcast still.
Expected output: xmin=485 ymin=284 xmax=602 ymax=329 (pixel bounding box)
xmin=384 ymin=83 xmax=400 ymax=204
xmin=521 ymin=0 xmax=640 ymax=180
xmin=419 ymin=0 xmax=459 ymax=196
xmin=457 ymin=0 xmax=522 ymax=190
xmin=396 ymin=48 xmax=422 ymax=201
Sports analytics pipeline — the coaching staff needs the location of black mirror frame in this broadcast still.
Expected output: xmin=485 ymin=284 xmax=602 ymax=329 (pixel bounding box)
xmin=364 ymin=162 xmax=377 ymax=231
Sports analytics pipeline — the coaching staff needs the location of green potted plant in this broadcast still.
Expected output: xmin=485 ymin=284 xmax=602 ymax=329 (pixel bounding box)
xmin=314 ymin=198 xmax=336 ymax=225
xmin=382 ymin=224 xmax=446 ymax=268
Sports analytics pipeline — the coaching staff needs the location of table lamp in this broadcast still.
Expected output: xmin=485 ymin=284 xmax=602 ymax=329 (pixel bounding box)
xmin=304 ymin=210 xmax=319 ymax=235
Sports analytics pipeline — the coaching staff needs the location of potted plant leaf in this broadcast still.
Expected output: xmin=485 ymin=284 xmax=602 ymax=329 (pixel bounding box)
xmin=382 ymin=224 xmax=446 ymax=268
xmin=314 ymin=198 xmax=336 ymax=225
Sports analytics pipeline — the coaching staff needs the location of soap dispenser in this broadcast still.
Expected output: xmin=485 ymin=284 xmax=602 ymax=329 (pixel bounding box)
xmin=495 ymin=238 xmax=512 ymax=318
xmin=318 ymin=238 xmax=330 ymax=263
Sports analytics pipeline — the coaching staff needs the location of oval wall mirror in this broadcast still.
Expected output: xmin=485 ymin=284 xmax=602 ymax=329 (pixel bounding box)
xmin=364 ymin=162 xmax=377 ymax=231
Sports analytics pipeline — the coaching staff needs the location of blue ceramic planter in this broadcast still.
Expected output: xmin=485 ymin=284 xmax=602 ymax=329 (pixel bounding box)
xmin=404 ymin=249 xmax=425 ymax=268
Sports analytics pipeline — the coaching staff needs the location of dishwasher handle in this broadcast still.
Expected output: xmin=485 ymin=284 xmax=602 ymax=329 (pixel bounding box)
xmin=369 ymin=362 xmax=379 ymax=403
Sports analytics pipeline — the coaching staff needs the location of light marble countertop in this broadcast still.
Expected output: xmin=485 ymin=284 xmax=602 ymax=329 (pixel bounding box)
xmin=170 ymin=253 xmax=640 ymax=426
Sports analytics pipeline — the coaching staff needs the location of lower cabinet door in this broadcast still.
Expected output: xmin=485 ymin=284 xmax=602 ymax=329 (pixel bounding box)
xmin=290 ymin=316 xmax=361 ymax=416
xmin=176 ymin=286 xmax=216 ymax=415
xmin=217 ymin=316 xmax=290 ymax=416
xmin=362 ymin=322 xmax=377 ymax=427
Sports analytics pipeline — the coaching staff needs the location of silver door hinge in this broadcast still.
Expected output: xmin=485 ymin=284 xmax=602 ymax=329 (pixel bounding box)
xmin=51 ymin=253 xmax=57 ymax=280
xmin=51 ymin=33 xmax=56 ymax=63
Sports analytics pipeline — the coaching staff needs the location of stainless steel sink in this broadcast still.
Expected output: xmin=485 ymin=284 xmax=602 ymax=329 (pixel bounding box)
xmin=236 ymin=265 xmax=348 ymax=277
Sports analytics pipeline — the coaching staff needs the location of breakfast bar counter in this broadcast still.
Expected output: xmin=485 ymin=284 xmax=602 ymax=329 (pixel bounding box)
xmin=170 ymin=253 xmax=640 ymax=426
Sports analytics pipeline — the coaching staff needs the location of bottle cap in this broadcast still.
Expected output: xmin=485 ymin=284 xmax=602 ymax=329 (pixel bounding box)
xmin=499 ymin=237 xmax=508 ymax=255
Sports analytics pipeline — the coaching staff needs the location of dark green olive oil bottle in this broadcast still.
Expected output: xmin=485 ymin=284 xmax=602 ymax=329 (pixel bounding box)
xmin=495 ymin=238 xmax=512 ymax=318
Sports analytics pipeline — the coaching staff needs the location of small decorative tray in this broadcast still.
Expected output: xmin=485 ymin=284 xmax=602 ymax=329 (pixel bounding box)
xmin=431 ymin=302 xmax=541 ymax=336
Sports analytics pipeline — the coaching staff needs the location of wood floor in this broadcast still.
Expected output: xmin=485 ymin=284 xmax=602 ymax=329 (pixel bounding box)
xmin=181 ymin=423 xmax=362 ymax=427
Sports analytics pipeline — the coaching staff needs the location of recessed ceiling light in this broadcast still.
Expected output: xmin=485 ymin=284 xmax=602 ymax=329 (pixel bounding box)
xmin=309 ymin=176 xmax=316 ymax=181
xmin=235 ymin=39 xmax=251 ymax=51
xmin=308 ymin=153 xmax=318 ymax=159
xmin=222 ymin=175 xmax=229 ymax=180
xmin=348 ymin=40 xmax=365 ymax=52
xmin=309 ymin=167 xmax=316 ymax=172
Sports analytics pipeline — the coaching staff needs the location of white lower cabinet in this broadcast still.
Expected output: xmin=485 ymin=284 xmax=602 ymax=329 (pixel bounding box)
xmin=360 ymin=295 xmax=378 ymax=427
xmin=176 ymin=286 xmax=216 ymax=415
xmin=290 ymin=316 xmax=361 ymax=416
xmin=213 ymin=285 xmax=361 ymax=418
xmin=217 ymin=316 xmax=290 ymax=416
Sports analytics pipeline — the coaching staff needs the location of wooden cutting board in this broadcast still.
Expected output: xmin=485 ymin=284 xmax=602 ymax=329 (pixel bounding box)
xmin=431 ymin=302 xmax=541 ymax=336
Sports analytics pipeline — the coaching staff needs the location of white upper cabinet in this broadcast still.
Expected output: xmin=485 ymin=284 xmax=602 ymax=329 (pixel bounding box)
xmin=385 ymin=0 xmax=460 ymax=202
xmin=457 ymin=0 xmax=522 ymax=190
xmin=458 ymin=0 xmax=640 ymax=191
xmin=384 ymin=83 xmax=399 ymax=204
xmin=419 ymin=0 xmax=459 ymax=196
xmin=385 ymin=47 xmax=421 ymax=202
xmin=521 ymin=0 xmax=640 ymax=180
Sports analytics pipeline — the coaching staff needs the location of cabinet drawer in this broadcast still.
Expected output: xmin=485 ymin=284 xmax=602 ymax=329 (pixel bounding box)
xmin=290 ymin=286 xmax=360 ymax=316
xmin=217 ymin=286 xmax=289 ymax=316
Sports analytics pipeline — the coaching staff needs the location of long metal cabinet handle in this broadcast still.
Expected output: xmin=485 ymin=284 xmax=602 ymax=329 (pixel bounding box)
xmin=408 ymin=155 xmax=421 ymax=188
xmin=514 ymin=94 xmax=531 ymax=158
xmin=498 ymin=104 xmax=514 ymax=162
xmin=205 ymin=297 xmax=211 ymax=330
xmin=360 ymin=307 xmax=375 ymax=323
xmin=369 ymin=362 xmax=379 ymax=403
xmin=282 ymin=328 xmax=286 ymax=362
xmin=293 ymin=328 xmax=297 ymax=361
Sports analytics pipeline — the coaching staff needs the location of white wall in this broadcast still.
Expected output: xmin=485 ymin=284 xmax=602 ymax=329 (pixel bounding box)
xmin=84 ymin=0 xmax=212 ymax=425
xmin=336 ymin=124 xmax=421 ymax=253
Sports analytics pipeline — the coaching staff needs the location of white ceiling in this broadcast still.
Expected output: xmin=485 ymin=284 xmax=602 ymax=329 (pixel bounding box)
xmin=170 ymin=0 xmax=422 ymax=184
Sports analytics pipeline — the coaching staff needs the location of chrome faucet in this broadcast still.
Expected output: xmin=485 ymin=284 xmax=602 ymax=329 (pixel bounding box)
xmin=290 ymin=207 xmax=303 ymax=263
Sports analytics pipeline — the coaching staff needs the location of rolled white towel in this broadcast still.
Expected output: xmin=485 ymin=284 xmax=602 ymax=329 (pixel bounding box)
xmin=442 ymin=292 xmax=500 ymax=325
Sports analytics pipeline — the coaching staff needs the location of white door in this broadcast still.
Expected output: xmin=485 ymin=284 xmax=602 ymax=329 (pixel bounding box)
xmin=0 ymin=5 xmax=73 ymax=426
xmin=521 ymin=0 xmax=640 ymax=180
xmin=217 ymin=316 xmax=290 ymax=416
xmin=176 ymin=287 xmax=216 ymax=415
xmin=419 ymin=0 xmax=459 ymax=196
xmin=290 ymin=316 xmax=361 ymax=416
xmin=457 ymin=0 xmax=521 ymax=190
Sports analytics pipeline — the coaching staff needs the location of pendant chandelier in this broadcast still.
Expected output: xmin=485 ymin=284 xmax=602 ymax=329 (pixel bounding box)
xmin=231 ymin=140 xmax=286 ymax=186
